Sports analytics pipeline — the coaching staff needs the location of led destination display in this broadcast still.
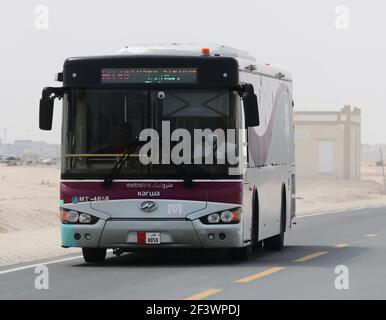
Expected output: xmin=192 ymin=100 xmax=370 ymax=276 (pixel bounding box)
xmin=101 ymin=68 xmax=198 ymax=84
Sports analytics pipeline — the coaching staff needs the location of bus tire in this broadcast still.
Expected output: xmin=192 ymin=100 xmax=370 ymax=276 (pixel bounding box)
xmin=230 ymin=245 xmax=252 ymax=261
xmin=251 ymin=190 xmax=263 ymax=252
xmin=82 ymin=248 xmax=106 ymax=263
xmin=264 ymin=188 xmax=286 ymax=251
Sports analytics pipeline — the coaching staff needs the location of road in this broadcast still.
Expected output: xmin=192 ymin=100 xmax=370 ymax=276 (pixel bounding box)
xmin=1 ymin=206 xmax=386 ymax=300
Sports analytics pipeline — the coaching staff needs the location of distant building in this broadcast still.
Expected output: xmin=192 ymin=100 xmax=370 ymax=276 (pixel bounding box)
xmin=294 ymin=105 xmax=361 ymax=179
xmin=0 ymin=140 xmax=60 ymax=160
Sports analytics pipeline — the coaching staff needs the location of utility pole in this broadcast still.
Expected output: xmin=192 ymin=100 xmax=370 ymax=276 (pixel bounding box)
xmin=380 ymin=147 xmax=386 ymax=194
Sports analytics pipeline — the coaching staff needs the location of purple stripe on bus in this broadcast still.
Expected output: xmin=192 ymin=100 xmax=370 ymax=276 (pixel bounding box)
xmin=60 ymin=181 xmax=243 ymax=205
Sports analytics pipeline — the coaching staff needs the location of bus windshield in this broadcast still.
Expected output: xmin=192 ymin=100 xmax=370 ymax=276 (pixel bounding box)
xmin=62 ymin=89 xmax=240 ymax=179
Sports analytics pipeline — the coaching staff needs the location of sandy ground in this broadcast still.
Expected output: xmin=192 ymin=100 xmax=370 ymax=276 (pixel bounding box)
xmin=296 ymin=179 xmax=386 ymax=214
xmin=296 ymin=161 xmax=386 ymax=215
xmin=0 ymin=164 xmax=79 ymax=267
xmin=1 ymin=161 xmax=386 ymax=267
xmin=296 ymin=160 xmax=386 ymax=214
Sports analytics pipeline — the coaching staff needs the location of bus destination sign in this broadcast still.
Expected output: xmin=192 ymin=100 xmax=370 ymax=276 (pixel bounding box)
xmin=101 ymin=68 xmax=198 ymax=84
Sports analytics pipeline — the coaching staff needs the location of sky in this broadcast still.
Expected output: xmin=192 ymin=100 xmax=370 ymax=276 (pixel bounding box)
xmin=0 ymin=0 xmax=385 ymax=144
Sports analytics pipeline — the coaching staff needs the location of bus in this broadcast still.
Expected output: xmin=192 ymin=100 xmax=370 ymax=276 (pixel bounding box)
xmin=39 ymin=44 xmax=295 ymax=263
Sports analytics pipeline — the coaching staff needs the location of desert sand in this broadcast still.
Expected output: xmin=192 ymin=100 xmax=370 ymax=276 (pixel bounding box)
xmin=296 ymin=161 xmax=386 ymax=214
xmin=1 ymin=161 xmax=386 ymax=267
xmin=0 ymin=164 xmax=79 ymax=267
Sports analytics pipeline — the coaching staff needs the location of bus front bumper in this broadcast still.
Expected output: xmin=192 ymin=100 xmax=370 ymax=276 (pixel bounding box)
xmin=61 ymin=219 xmax=244 ymax=249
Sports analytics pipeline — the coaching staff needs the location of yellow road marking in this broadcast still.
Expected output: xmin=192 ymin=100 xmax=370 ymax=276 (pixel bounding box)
xmin=335 ymin=243 xmax=349 ymax=248
xmin=293 ymin=251 xmax=329 ymax=263
xmin=365 ymin=233 xmax=378 ymax=238
xmin=184 ymin=288 xmax=222 ymax=300
xmin=235 ymin=267 xmax=285 ymax=283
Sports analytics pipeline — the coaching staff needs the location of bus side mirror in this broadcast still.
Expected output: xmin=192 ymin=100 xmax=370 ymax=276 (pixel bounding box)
xmin=39 ymin=87 xmax=62 ymax=131
xmin=39 ymin=97 xmax=54 ymax=130
xmin=242 ymin=85 xmax=260 ymax=127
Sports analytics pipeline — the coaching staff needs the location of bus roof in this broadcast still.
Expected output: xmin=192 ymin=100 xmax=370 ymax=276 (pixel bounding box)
xmin=116 ymin=43 xmax=292 ymax=81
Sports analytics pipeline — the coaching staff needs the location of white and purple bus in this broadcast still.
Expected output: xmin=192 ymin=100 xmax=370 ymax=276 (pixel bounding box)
xmin=39 ymin=44 xmax=295 ymax=263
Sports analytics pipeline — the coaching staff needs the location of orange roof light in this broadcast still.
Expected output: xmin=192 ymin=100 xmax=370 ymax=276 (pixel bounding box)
xmin=201 ymin=48 xmax=210 ymax=56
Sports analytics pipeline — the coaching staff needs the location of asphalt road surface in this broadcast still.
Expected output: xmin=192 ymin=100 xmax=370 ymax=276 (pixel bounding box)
xmin=1 ymin=206 xmax=386 ymax=300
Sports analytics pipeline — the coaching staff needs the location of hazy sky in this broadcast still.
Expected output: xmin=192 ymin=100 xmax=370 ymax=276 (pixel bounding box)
xmin=0 ymin=0 xmax=385 ymax=144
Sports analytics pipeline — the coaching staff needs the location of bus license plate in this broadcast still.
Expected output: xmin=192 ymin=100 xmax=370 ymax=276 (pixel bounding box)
xmin=145 ymin=232 xmax=161 ymax=244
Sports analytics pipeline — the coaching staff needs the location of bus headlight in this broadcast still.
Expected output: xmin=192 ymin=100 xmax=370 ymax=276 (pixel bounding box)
xmin=207 ymin=213 xmax=220 ymax=224
xmin=79 ymin=213 xmax=92 ymax=223
xmin=60 ymin=209 xmax=98 ymax=224
xmin=200 ymin=208 xmax=241 ymax=224
xmin=221 ymin=208 xmax=241 ymax=223
xmin=220 ymin=210 xmax=234 ymax=223
xmin=65 ymin=210 xmax=79 ymax=223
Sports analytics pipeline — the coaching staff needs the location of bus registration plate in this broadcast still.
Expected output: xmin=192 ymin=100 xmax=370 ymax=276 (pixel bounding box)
xmin=145 ymin=232 xmax=161 ymax=244
xmin=137 ymin=232 xmax=161 ymax=244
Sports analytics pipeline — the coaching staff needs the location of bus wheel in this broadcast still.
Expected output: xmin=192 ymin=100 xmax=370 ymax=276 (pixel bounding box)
xmin=82 ymin=248 xmax=106 ymax=263
xmin=254 ymin=240 xmax=263 ymax=251
xmin=264 ymin=190 xmax=286 ymax=251
xmin=230 ymin=245 xmax=252 ymax=261
xmin=251 ymin=191 xmax=262 ymax=252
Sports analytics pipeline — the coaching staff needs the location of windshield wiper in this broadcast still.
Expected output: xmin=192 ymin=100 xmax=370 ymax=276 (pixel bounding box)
xmin=171 ymin=160 xmax=213 ymax=188
xmin=102 ymin=136 xmax=140 ymax=187
xmin=172 ymin=163 xmax=195 ymax=188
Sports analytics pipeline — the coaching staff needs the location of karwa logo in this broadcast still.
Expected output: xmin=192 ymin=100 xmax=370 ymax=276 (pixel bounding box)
xmin=139 ymin=201 xmax=158 ymax=212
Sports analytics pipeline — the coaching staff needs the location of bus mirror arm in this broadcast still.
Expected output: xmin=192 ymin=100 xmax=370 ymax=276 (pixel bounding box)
xmin=239 ymin=84 xmax=260 ymax=128
xmin=39 ymin=87 xmax=63 ymax=131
